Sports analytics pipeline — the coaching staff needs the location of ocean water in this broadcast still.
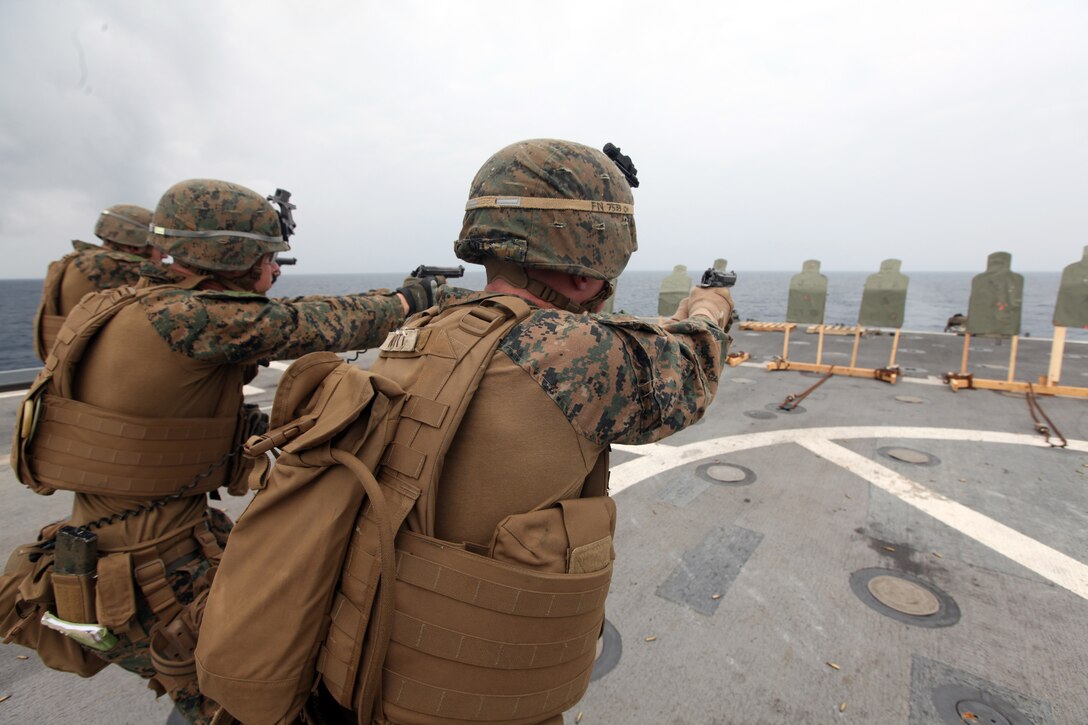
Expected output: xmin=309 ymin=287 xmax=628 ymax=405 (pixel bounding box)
xmin=0 ymin=270 xmax=1081 ymax=372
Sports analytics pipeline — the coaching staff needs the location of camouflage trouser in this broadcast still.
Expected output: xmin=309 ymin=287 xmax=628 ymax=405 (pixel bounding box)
xmin=89 ymin=507 xmax=233 ymax=725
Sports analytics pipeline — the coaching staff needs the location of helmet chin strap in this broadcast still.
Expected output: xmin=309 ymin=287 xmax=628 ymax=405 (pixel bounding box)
xmin=484 ymin=260 xmax=610 ymax=314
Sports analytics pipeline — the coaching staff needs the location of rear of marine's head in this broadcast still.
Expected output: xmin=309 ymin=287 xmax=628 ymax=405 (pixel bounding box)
xmin=150 ymin=179 xmax=293 ymax=291
xmin=455 ymin=139 xmax=638 ymax=312
xmin=95 ymin=204 xmax=157 ymax=258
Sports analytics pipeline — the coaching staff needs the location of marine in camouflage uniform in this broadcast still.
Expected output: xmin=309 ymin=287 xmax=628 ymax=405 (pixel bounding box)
xmin=417 ymin=138 xmax=732 ymax=552
xmin=33 ymin=204 xmax=164 ymax=360
xmin=4 ymin=180 xmax=430 ymax=724
xmin=302 ymin=140 xmax=733 ymax=724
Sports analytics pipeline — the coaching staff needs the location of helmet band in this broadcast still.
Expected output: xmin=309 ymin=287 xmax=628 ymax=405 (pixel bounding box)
xmin=149 ymin=225 xmax=287 ymax=245
xmin=100 ymin=210 xmax=150 ymax=229
xmin=466 ymin=196 xmax=633 ymax=216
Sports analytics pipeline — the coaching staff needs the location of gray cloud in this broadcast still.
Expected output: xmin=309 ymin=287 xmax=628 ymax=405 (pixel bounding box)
xmin=1 ymin=0 xmax=1086 ymax=278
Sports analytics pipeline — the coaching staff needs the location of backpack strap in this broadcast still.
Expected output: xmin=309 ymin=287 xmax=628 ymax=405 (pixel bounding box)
xmin=378 ymin=294 xmax=533 ymax=536
xmin=44 ymin=275 xmax=209 ymax=399
xmin=318 ymin=295 xmax=533 ymax=715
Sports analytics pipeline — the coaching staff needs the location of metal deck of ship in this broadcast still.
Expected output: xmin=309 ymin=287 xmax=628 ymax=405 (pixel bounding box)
xmin=1 ymin=327 xmax=1086 ymax=724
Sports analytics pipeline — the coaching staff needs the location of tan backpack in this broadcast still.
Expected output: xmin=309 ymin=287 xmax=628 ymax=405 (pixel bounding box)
xmin=196 ymin=295 xmax=616 ymax=724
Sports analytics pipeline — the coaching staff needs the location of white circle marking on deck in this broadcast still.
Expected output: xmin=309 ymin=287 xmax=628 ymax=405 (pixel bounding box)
xmin=612 ymin=426 xmax=1088 ymax=601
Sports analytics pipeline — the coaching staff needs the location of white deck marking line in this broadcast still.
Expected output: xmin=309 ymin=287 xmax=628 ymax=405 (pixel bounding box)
xmin=242 ymin=384 xmax=265 ymax=396
xmin=607 ymin=425 xmax=1088 ymax=602
xmin=609 ymin=426 xmax=1088 ymax=493
xmin=267 ymin=361 xmax=291 ymax=371
xmin=799 ymin=437 xmax=1088 ymax=601
xmin=0 ymin=389 xmax=28 ymax=399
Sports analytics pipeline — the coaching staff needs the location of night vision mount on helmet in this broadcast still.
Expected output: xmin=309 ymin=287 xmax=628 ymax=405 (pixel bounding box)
xmin=454 ymin=138 xmax=639 ymax=313
xmin=149 ymin=179 xmax=293 ymax=272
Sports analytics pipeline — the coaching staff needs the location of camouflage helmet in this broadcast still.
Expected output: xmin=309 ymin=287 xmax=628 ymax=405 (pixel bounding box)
xmin=150 ymin=179 xmax=290 ymax=272
xmin=455 ymin=139 xmax=638 ymax=283
xmin=95 ymin=204 xmax=153 ymax=248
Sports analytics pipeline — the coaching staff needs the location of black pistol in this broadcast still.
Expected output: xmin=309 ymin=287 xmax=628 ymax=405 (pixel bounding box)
xmin=698 ymin=267 xmax=738 ymax=288
xmin=412 ymin=265 xmax=465 ymax=280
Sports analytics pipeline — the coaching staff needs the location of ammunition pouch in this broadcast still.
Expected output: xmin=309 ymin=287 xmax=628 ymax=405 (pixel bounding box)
xmin=0 ymin=521 xmax=110 ymax=677
xmin=51 ymin=572 xmax=96 ymax=624
xmin=2 ymin=515 xmax=224 ymax=687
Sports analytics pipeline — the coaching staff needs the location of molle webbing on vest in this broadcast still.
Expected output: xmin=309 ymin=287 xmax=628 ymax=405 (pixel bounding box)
xmin=379 ymin=531 xmax=611 ymax=724
xmin=14 ymin=276 xmax=237 ymax=498
xmin=316 ymin=296 xmax=534 ymax=716
xmin=27 ymin=394 xmax=236 ymax=496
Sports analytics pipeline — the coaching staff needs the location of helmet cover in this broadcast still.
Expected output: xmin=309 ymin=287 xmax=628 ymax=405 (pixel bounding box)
xmin=95 ymin=204 xmax=153 ymax=248
xmin=150 ymin=179 xmax=289 ymax=272
xmin=455 ymin=139 xmax=637 ymax=282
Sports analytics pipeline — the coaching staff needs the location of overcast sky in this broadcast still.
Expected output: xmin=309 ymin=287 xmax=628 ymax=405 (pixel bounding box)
xmin=1 ymin=1 xmax=1085 ymax=279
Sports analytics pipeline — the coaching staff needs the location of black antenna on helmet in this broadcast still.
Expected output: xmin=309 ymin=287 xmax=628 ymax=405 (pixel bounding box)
xmin=603 ymin=143 xmax=639 ymax=188
xmin=267 ymin=188 xmax=297 ymax=241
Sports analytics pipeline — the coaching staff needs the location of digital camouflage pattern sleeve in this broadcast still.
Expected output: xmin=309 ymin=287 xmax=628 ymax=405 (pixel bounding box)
xmin=72 ymin=248 xmax=146 ymax=290
xmin=499 ymin=306 xmax=728 ymax=446
xmin=140 ymin=289 xmax=405 ymax=364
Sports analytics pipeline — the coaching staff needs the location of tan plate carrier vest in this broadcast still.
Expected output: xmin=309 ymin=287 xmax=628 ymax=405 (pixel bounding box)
xmin=196 ymin=295 xmax=614 ymax=725
xmin=12 ymin=278 xmax=251 ymax=498
xmin=33 ymin=249 xmax=82 ymax=360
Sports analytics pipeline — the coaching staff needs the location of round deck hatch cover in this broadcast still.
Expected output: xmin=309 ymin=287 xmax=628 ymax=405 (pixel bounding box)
xmin=697 ymin=462 xmax=757 ymax=487
xmin=706 ymin=464 xmax=747 ymax=483
xmin=931 ymin=685 xmax=1032 ymax=725
xmin=878 ymin=446 xmax=940 ymax=465
xmin=850 ymin=568 xmax=959 ymax=627
xmin=867 ymin=575 xmax=940 ymax=616
xmin=956 ymin=700 xmax=1012 ymax=725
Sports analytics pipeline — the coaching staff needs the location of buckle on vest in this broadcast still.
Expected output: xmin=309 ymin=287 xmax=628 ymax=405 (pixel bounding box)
xmin=244 ymin=418 xmax=317 ymax=456
xmin=459 ymin=306 xmax=507 ymax=336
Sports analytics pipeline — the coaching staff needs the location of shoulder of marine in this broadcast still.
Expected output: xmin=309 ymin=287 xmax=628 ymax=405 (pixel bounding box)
xmin=435 ymin=286 xmax=727 ymax=446
xmin=72 ymin=246 xmax=146 ymax=289
xmin=137 ymin=286 xmax=271 ymax=359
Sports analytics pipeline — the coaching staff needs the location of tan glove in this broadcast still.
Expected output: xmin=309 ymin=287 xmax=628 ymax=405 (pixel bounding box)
xmin=681 ymin=286 xmax=734 ymax=329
